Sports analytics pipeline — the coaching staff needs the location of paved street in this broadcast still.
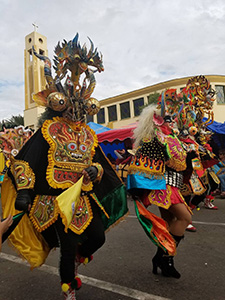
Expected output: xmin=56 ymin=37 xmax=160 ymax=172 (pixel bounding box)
xmin=0 ymin=196 xmax=225 ymax=300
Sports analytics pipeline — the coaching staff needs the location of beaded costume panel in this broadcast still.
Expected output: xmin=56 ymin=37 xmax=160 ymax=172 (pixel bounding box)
xmin=42 ymin=117 xmax=98 ymax=190
xmin=128 ymin=137 xmax=166 ymax=179
xmin=156 ymin=130 xmax=187 ymax=172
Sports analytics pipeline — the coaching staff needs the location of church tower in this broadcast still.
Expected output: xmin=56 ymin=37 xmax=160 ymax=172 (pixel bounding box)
xmin=24 ymin=27 xmax=47 ymax=130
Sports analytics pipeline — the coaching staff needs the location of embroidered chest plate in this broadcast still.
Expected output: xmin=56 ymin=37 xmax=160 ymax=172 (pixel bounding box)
xmin=42 ymin=117 xmax=98 ymax=189
xmin=156 ymin=131 xmax=187 ymax=172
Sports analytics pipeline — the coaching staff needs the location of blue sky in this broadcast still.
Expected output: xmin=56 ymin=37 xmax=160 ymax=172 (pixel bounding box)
xmin=1 ymin=0 xmax=225 ymax=121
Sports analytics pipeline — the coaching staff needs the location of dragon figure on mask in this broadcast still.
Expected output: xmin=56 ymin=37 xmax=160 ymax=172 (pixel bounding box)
xmin=1 ymin=33 xmax=127 ymax=300
xmin=32 ymin=33 xmax=103 ymax=123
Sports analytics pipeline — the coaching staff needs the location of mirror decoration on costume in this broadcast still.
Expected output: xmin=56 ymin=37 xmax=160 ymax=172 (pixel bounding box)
xmin=0 ymin=125 xmax=33 ymax=161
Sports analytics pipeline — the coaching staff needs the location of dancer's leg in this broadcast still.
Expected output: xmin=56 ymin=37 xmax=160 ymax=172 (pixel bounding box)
xmin=54 ymin=218 xmax=79 ymax=283
xmin=168 ymin=203 xmax=191 ymax=236
xmin=152 ymin=204 xmax=191 ymax=278
xmin=78 ymin=200 xmax=105 ymax=258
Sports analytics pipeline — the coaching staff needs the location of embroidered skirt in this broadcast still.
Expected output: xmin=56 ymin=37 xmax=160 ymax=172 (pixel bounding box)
xmin=143 ymin=185 xmax=192 ymax=213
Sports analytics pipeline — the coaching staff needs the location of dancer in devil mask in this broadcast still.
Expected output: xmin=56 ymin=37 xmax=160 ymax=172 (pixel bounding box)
xmin=1 ymin=34 xmax=127 ymax=300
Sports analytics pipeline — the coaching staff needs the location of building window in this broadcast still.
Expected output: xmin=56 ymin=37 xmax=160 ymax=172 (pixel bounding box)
xmin=108 ymin=105 xmax=117 ymax=122
xmin=39 ymin=49 xmax=44 ymax=55
xmin=86 ymin=114 xmax=93 ymax=123
xmin=133 ymin=98 xmax=144 ymax=116
xmin=215 ymin=85 xmax=225 ymax=104
xmin=97 ymin=108 xmax=105 ymax=124
xmin=120 ymin=102 xmax=130 ymax=119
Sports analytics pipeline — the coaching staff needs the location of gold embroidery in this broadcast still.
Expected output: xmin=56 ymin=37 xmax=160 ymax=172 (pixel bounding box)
xmin=180 ymin=183 xmax=192 ymax=196
xmin=189 ymin=172 xmax=206 ymax=195
xmin=29 ymin=195 xmax=59 ymax=232
xmin=10 ymin=157 xmax=35 ymax=190
xmin=208 ymin=169 xmax=220 ymax=185
xmin=69 ymin=195 xmax=93 ymax=235
xmin=92 ymin=163 xmax=104 ymax=182
xmin=41 ymin=117 xmax=98 ymax=190
xmin=148 ymin=186 xmax=192 ymax=214
xmin=148 ymin=187 xmax=172 ymax=209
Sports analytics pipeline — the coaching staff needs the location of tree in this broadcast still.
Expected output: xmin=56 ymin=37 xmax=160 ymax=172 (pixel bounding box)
xmin=147 ymin=92 xmax=160 ymax=105
xmin=0 ymin=115 xmax=24 ymax=131
xmin=139 ymin=92 xmax=161 ymax=114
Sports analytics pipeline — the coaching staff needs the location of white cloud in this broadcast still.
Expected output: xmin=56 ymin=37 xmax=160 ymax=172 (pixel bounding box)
xmin=0 ymin=81 xmax=24 ymax=120
xmin=1 ymin=0 xmax=225 ymax=120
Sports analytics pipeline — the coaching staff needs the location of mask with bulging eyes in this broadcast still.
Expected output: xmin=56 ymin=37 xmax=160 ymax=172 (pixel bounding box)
xmin=47 ymin=92 xmax=69 ymax=112
xmin=189 ymin=126 xmax=198 ymax=136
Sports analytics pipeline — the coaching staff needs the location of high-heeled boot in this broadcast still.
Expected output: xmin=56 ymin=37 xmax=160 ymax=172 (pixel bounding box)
xmin=152 ymin=246 xmax=165 ymax=274
xmin=161 ymin=255 xmax=180 ymax=278
xmin=160 ymin=234 xmax=184 ymax=279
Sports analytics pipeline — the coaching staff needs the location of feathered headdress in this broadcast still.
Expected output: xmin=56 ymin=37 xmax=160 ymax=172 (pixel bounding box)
xmin=161 ymin=75 xmax=216 ymax=139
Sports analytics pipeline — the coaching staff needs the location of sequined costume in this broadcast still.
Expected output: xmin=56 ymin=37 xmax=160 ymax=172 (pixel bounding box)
xmin=127 ymin=120 xmax=191 ymax=218
xmin=127 ymin=94 xmax=192 ymax=278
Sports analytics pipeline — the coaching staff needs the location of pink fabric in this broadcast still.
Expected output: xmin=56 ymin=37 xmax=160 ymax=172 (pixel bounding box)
xmin=144 ymin=185 xmax=186 ymax=209
xmin=97 ymin=125 xmax=136 ymax=143
xmin=169 ymin=186 xmax=185 ymax=205
xmin=160 ymin=124 xmax=172 ymax=135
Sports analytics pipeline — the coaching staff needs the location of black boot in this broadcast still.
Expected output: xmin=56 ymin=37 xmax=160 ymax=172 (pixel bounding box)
xmin=152 ymin=246 xmax=165 ymax=274
xmin=160 ymin=234 xmax=184 ymax=279
xmin=152 ymin=234 xmax=183 ymax=278
xmin=152 ymin=247 xmax=176 ymax=278
xmin=161 ymin=255 xmax=181 ymax=278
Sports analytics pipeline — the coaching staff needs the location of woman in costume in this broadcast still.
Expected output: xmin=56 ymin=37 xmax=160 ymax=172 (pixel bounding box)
xmin=1 ymin=34 xmax=127 ymax=300
xmin=127 ymin=97 xmax=192 ymax=279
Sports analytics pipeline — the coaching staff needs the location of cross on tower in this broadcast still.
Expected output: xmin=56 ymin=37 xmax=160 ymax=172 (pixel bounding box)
xmin=32 ymin=23 xmax=38 ymax=32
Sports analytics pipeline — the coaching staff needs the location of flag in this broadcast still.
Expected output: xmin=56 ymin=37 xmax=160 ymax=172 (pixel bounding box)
xmin=56 ymin=176 xmax=83 ymax=231
xmin=134 ymin=200 xmax=176 ymax=255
